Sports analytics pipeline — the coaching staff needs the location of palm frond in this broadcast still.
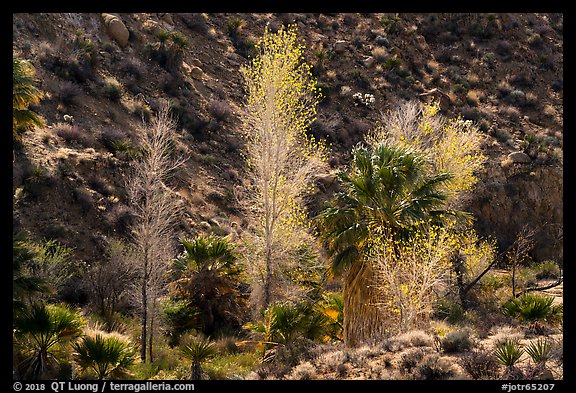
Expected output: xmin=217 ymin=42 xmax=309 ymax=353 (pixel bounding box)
xmin=73 ymin=333 xmax=137 ymax=379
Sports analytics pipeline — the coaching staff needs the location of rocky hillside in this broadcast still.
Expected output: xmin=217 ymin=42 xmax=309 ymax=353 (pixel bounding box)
xmin=12 ymin=12 xmax=563 ymax=280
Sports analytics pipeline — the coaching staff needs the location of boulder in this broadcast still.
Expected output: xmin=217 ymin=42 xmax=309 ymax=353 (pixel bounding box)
xmin=189 ymin=66 xmax=205 ymax=80
xmin=508 ymin=151 xmax=532 ymax=164
xmin=339 ymin=85 xmax=352 ymax=97
xmin=333 ymin=40 xmax=347 ymax=53
xmin=101 ymin=13 xmax=129 ymax=48
xmin=534 ymin=368 xmax=554 ymax=380
xmin=317 ymin=173 xmax=337 ymax=189
xmin=159 ymin=13 xmax=174 ymax=25
xmin=363 ymin=56 xmax=375 ymax=68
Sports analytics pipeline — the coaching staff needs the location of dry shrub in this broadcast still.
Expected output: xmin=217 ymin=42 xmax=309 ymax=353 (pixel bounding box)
xmin=285 ymin=361 xmax=317 ymax=380
xmin=414 ymin=353 xmax=455 ymax=380
xmin=389 ymin=330 xmax=434 ymax=350
xmin=459 ymin=349 xmax=501 ymax=379
xmin=53 ymin=122 xmax=92 ymax=146
xmin=440 ymin=327 xmax=475 ymax=353
xmin=371 ymin=47 xmax=388 ymax=63
xmin=314 ymin=350 xmax=348 ymax=374
xmin=49 ymin=79 xmax=82 ymax=106
xmin=206 ymin=99 xmax=233 ymax=122
xmin=399 ymin=347 xmax=426 ymax=374
xmin=486 ymin=325 xmax=524 ymax=349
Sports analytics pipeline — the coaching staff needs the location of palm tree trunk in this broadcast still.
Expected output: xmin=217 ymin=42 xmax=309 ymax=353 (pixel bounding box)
xmin=343 ymin=259 xmax=387 ymax=347
xmin=191 ymin=362 xmax=203 ymax=380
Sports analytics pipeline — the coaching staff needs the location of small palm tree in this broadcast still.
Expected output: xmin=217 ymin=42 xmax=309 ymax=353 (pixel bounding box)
xmin=13 ymin=303 xmax=84 ymax=379
xmin=170 ymin=235 xmax=244 ymax=335
xmin=13 ymin=232 xmax=49 ymax=314
xmin=180 ymin=336 xmax=216 ymax=380
xmin=13 ymin=58 xmax=44 ymax=142
xmin=73 ymin=333 xmax=137 ymax=379
xmin=245 ymin=302 xmax=309 ymax=348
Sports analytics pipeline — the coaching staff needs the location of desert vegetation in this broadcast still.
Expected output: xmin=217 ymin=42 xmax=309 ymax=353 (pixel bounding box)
xmin=13 ymin=13 xmax=562 ymax=382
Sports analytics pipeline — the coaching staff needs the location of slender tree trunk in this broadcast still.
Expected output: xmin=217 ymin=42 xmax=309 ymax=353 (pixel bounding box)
xmin=343 ymin=260 xmax=387 ymax=347
xmin=140 ymin=253 xmax=148 ymax=363
xmin=148 ymin=299 xmax=155 ymax=363
xmin=512 ymin=262 xmax=517 ymax=298
xmin=262 ymin=240 xmax=273 ymax=309
xmin=453 ymin=254 xmax=471 ymax=309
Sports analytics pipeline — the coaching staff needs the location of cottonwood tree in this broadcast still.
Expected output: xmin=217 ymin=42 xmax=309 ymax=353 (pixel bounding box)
xmin=370 ymin=222 xmax=457 ymax=334
xmin=126 ymin=104 xmax=185 ymax=362
xmin=368 ymin=100 xmax=487 ymax=208
xmin=240 ymin=25 xmax=328 ymax=310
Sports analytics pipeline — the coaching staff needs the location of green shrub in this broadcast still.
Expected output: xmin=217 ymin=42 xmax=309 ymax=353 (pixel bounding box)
xmin=148 ymin=30 xmax=189 ymax=71
xmin=380 ymin=15 xmax=400 ymax=32
xmin=204 ymin=351 xmax=261 ymax=380
xmin=382 ymin=55 xmax=402 ymax=71
xmin=72 ymin=30 xmax=98 ymax=67
xmin=101 ymin=80 xmax=122 ymax=102
xmin=180 ymin=336 xmax=217 ymax=380
xmin=534 ymin=260 xmax=561 ymax=280
xmin=245 ymin=302 xmax=310 ymax=346
xmin=433 ymin=298 xmax=465 ymax=323
xmin=73 ymin=333 xmax=137 ymax=379
xmin=13 ymin=58 xmax=45 ymax=141
xmin=501 ymin=293 xmax=562 ymax=324
xmin=162 ymin=298 xmax=201 ymax=346
xmin=227 ymin=17 xmax=243 ymax=36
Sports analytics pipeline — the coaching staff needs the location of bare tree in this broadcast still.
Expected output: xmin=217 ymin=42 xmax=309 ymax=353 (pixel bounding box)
xmin=240 ymin=25 xmax=328 ymax=310
xmin=507 ymin=225 xmax=536 ymax=298
xmin=126 ymin=104 xmax=186 ymax=362
xmin=85 ymin=238 xmax=138 ymax=320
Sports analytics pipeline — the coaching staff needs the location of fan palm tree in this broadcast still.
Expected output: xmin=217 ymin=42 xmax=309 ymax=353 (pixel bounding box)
xmin=13 ymin=303 xmax=84 ymax=379
xmin=13 ymin=232 xmax=49 ymax=314
xmin=73 ymin=333 xmax=137 ymax=380
xmin=317 ymin=142 xmax=464 ymax=346
xmin=170 ymin=235 xmax=245 ymax=335
xmin=13 ymin=58 xmax=44 ymax=142
xmin=180 ymin=336 xmax=216 ymax=380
